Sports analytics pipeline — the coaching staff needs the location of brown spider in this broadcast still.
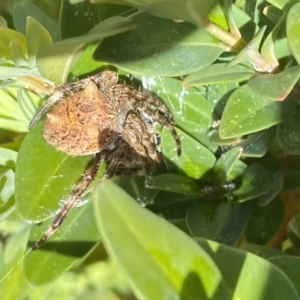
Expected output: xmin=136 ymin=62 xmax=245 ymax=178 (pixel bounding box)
xmin=29 ymin=71 xmax=181 ymax=250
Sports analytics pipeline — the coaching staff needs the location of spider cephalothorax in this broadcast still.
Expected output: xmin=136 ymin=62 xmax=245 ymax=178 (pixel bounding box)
xmin=29 ymin=71 xmax=181 ymax=250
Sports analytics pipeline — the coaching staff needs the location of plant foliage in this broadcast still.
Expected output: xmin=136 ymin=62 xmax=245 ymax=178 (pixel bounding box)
xmin=1 ymin=0 xmax=300 ymax=299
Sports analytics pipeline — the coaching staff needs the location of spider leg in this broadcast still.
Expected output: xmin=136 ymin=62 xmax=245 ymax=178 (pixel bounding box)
xmin=129 ymin=90 xmax=181 ymax=156
xmin=31 ymin=151 xmax=105 ymax=250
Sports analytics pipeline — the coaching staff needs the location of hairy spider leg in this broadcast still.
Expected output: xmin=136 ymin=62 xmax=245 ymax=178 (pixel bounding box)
xmin=130 ymin=90 xmax=181 ymax=156
xmin=29 ymin=71 xmax=119 ymax=130
xmin=32 ymin=152 xmax=106 ymax=250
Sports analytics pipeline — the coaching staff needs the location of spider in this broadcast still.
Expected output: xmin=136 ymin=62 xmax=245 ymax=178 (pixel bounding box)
xmin=29 ymin=71 xmax=181 ymax=250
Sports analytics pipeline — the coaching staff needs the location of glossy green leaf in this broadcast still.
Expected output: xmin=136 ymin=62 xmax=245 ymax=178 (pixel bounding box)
xmin=248 ymin=66 xmax=300 ymax=101
xmin=184 ymin=64 xmax=255 ymax=87
xmin=17 ymin=88 xmax=43 ymax=123
xmin=0 ymin=167 xmax=14 ymax=207
xmin=240 ymin=243 xmax=288 ymax=259
xmin=0 ymin=16 xmax=7 ymax=28
xmin=94 ymin=180 xmax=231 ymax=300
xmin=219 ymin=84 xmax=295 ymax=139
xmin=213 ymin=147 xmax=243 ymax=186
xmin=0 ymin=147 xmax=17 ymax=169
xmin=0 ymin=27 xmax=27 ymax=57
xmin=0 ymin=225 xmax=31 ymax=300
xmin=24 ymin=201 xmax=100 ymax=286
xmin=95 ymin=12 xmax=225 ymax=77
xmin=277 ymin=111 xmax=300 ymax=154
xmin=13 ymin=1 xmax=59 ymax=41
xmin=186 ymin=202 xmax=251 ymax=246
xmin=145 ymin=173 xmax=204 ymax=195
xmin=112 ymin=176 xmax=159 ymax=206
xmin=233 ymin=163 xmax=270 ymax=202
xmin=143 ymin=0 xmax=217 ymax=25
xmin=256 ymin=169 xmax=283 ymax=206
xmin=206 ymin=82 xmax=238 ymax=118
xmin=228 ymin=26 xmax=274 ymax=72
xmin=260 ymin=12 xmax=285 ymax=70
xmin=9 ymin=40 xmax=28 ymax=68
xmin=15 ymin=122 xmax=93 ymax=222
xmin=287 ymin=3 xmax=300 ymax=65
xmin=198 ymin=238 xmax=299 ymax=300
xmin=269 ymin=256 xmax=300 ymax=297
xmin=60 ymin=0 xmax=100 ymax=39
xmin=161 ymin=127 xmax=216 ymax=180
xmin=37 ymin=16 xmax=136 ymax=84
xmin=26 ymin=17 xmax=52 ymax=69
xmin=143 ymin=76 xmax=213 ymax=145
xmin=239 ymin=129 xmax=275 ymax=158
xmin=287 ymin=214 xmax=300 ymax=251
xmin=0 ymin=87 xmax=32 ymax=132
xmin=245 ymin=196 xmax=284 ymax=244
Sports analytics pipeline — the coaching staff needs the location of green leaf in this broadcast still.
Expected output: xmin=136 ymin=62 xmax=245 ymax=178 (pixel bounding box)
xmin=143 ymin=76 xmax=214 ymax=146
xmin=59 ymin=0 xmax=100 ymax=39
xmin=186 ymin=202 xmax=251 ymax=246
xmin=228 ymin=26 xmax=273 ymax=72
xmin=239 ymin=129 xmax=275 ymax=158
xmin=0 ymin=27 xmax=27 ymax=57
xmin=240 ymin=243 xmax=288 ymax=259
xmin=26 ymin=17 xmax=52 ymax=69
xmin=233 ymin=163 xmax=270 ymax=202
xmin=145 ymin=173 xmax=204 ymax=195
xmin=0 ymin=147 xmax=17 ymax=169
xmin=143 ymin=0 xmax=217 ymax=25
xmin=0 ymin=167 xmax=15 ymax=207
xmin=37 ymin=16 xmax=136 ymax=84
xmin=184 ymin=63 xmax=255 ymax=86
xmin=248 ymin=66 xmax=300 ymax=101
xmin=245 ymin=196 xmax=284 ymax=244
xmin=15 ymin=122 xmax=93 ymax=222
xmin=161 ymin=127 xmax=216 ymax=180
xmin=198 ymin=238 xmax=300 ymax=300
xmin=277 ymin=111 xmax=300 ymax=155
xmin=269 ymin=256 xmax=300 ymax=297
xmin=13 ymin=1 xmax=59 ymax=41
xmin=94 ymin=12 xmax=225 ymax=77
xmin=93 ymin=180 xmax=231 ymax=300
xmin=219 ymin=84 xmax=295 ymax=139
xmin=287 ymin=3 xmax=300 ymax=65
xmin=288 ymin=214 xmax=300 ymax=251
xmin=24 ymin=201 xmax=100 ymax=286
xmin=213 ymin=147 xmax=243 ymax=186
xmin=256 ymin=169 xmax=283 ymax=206
xmin=0 ymin=224 xmax=31 ymax=300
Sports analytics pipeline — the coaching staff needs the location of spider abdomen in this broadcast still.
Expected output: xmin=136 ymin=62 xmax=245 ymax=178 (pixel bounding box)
xmin=43 ymin=80 xmax=120 ymax=156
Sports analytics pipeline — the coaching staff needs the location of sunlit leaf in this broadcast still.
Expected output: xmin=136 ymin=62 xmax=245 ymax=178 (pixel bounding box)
xmin=287 ymin=3 xmax=300 ymax=65
xmin=24 ymin=201 xmax=100 ymax=286
xmin=37 ymin=16 xmax=136 ymax=84
xmin=161 ymin=127 xmax=216 ymax=180
xmin=94 ymin=180 xmax=231 ymax=300
xmin=219 ymin=84 xmax=295 ymax=139
xmin=198 ymin=238 xmax=299 ymax=300
xmin=95 ymin=12 xmax=225 ymax=77
xmin=26 ymin=17 xmax=52 ymax=69
xmin=184 ymin=64 xmax=255 ymax=86
xmin=15 ymin=122 xmax=93 ymax=222
xmin=248 ymin=66 xmax=300 ymax=101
